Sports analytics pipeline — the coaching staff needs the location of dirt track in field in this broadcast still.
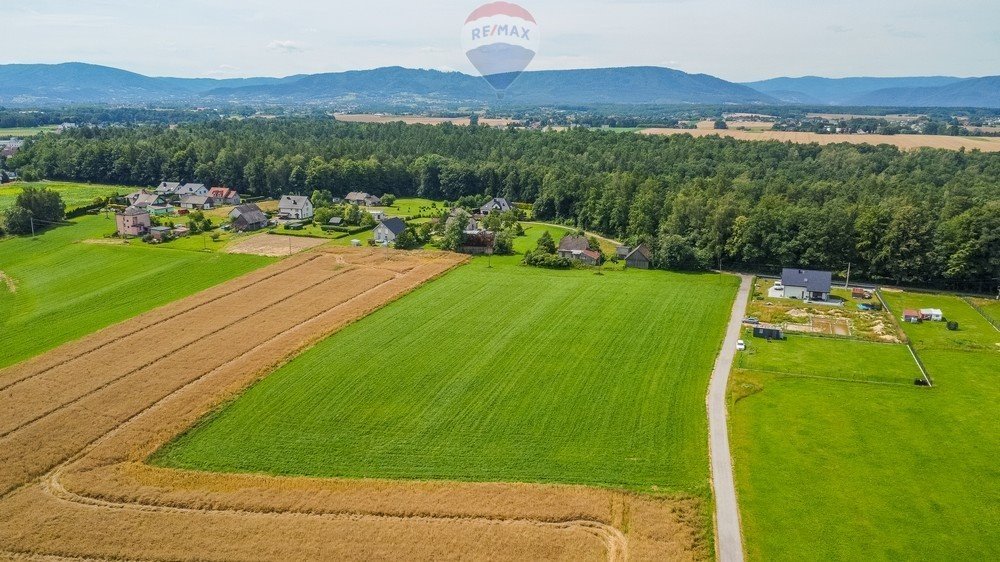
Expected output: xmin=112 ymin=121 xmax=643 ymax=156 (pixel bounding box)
xmin=225 ymin=233 xmax=330 ymax=256
xmin=0 ymin=246 xmax=705 ymax=561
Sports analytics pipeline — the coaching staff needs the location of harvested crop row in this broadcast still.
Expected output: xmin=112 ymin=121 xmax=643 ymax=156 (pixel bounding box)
xmin=0 ymin=252 xmax=322 ymax=390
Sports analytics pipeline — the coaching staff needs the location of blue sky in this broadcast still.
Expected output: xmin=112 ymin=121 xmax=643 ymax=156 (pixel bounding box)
xmin=5 ymin=0 xmax=998 ymax=81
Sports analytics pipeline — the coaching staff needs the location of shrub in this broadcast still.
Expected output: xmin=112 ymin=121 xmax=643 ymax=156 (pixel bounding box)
xmin=523 ymin=250 xmax=572 ymax=269
xmin=947 ymin=321 xmax=959 ymax=331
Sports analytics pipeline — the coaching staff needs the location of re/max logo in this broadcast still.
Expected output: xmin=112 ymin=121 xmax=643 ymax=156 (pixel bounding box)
xmin=471 ymin=24 xmax=531 ymax=41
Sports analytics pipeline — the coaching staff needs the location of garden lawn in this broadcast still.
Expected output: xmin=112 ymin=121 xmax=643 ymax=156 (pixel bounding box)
xmin=154 ymin=259 xmax=739 ymax=494
xmin=731 ymin=292 xmax=999 ymax=561
xmin=0 ymin=181 xmax=130 ymax=211
xmin=374 ymin=197 xmax=441 ymax=218
xmin=735 ymin=333 xmax=919 ymax=384
xmin=0 ymin=215 xmax=272 ymax=368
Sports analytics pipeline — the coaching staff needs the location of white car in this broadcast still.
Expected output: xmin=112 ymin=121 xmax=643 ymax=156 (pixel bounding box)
xmin=736 ymin=339 xmax=746 ymax=351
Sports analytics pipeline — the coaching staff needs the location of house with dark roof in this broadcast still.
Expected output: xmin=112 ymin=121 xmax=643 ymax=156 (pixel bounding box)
xmin=373 ymin=217 xmax=407 ymax=244
xmin=229 ymin=203 xmax=269 ymax=232
xmin=480 ymin=197 xmax=513 ymax=215
xmin=615 ymin=245 xmax=632 ymax=259
xmin=155 ymin=181 xmax=208 ymax=198
xmin=624 ymin=244 xmax=652 ymax=269
xmin=780 ymin=268 xmax=833 ymax=301
xmin=557 ymin=235 xmax=602 ymax=266
xmin=131 ymin=192 xmax=166 ymax=208
xmin=278 ymin=195 xmax=314 ymax=220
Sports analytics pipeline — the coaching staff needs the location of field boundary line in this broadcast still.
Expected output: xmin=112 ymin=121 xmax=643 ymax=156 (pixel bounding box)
xmin=0 ymin=254 xmax=322 ymax=392
xmin=962 ymin=297 xmax=1000 ymax=332
xmin=739 ymin=368 xmax=914 ymax=387
xmin=876 ymin=288 xmax=932 ymax=387
xmin=0 ymin=264 xmax=359 ymax=441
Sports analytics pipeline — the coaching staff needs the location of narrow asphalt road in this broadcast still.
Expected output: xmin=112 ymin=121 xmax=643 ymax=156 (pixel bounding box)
xmin=708 ymin=274 xmax=752 ymax=562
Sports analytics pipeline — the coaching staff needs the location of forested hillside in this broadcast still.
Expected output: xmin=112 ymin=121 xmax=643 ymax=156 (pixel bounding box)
xmin=9 ymin=120 xmax=999 ymax=290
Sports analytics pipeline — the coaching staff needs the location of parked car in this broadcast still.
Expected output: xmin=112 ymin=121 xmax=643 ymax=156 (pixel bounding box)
xmin=736 ymin=339 xmax=746 ymax=351
xmin=744 ymin=317 xmax=759 ymax=325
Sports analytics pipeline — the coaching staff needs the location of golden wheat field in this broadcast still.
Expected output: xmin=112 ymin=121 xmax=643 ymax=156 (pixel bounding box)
xmin=0 ymin=246 xmax=704 ymax=561
xmin=639 ymin=127 xmax=1000 ymax=152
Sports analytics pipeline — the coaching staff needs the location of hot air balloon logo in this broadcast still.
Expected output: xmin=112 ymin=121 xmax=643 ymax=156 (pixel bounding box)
xmin=462 ymin=2 xmax=539 ymax=97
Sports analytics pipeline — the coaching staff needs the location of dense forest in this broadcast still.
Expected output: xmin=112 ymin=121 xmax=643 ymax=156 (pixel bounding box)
xmin=8 ymin=119 xmax=999 ymax=290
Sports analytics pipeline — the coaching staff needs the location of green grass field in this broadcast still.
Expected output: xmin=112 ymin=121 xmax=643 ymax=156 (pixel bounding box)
xmin=0 ymin=181 xmax=130 ymax=211
xmin=735 ymin=333 xmax=920 ymax=384
xmin=731 ymin=290 xmax=1000 ymax=561
xmin=0 ymin=214 xmax=272 ymax=369
xmin=969 ymin=298 xmax=1000 ymax=328
xmin=154 ymin=257 xmax=739 ymax=494
xmin=374 ymin=197 xmax=441 ymax=217
xmin=0 ymin=126 xmax=58 ymax=137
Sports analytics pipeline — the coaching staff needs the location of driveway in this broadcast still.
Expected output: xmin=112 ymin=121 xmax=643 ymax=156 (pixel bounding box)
xmin=707 ymin=274 xmax=752 ymax=562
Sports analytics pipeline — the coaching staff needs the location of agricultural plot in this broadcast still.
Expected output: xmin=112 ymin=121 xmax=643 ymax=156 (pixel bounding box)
xmin=731 ymin=289 xmax=1000 ymax=561
xmin=155 ymin=261 xmax=739 ymax=494
xmin=0 ymin=214 xmax=272 ymax=368
xmin=0 ymin=180 xmax=128 ymax=210
xmin=639 ymin=127 xmax=1000 ymax=152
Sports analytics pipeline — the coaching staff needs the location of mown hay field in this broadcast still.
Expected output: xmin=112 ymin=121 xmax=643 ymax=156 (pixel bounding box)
xmin=639 ymin=127 xmax=1000 ymax=152
xmin=0 ymin=214 xmax=272 ymax=369
xmin=154 ymin=258 xmax=739 ymax=495
xmin=730 ymin=290 xmax=1000 ymax=561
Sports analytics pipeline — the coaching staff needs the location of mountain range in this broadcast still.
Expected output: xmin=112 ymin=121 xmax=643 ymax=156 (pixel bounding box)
xmin=1 ymin=62 xmax=997 ymax=109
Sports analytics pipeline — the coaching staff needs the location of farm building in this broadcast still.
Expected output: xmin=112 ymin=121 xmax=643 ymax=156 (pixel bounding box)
xmin=278 ymin=195 xmax=314 ymax=220
xmin=345 ymin=192 xmax=381 ymax=206
xmin=920 ymin=308 xmax=943 ymax=321
xmin=229 ymin=203 xmax=269 ymax=232
xmin=480 ymin=197 xmax=514 ymax=215
xmin=115 ymin=206 xmax=151 ymax=238
xmin=624 ymin=244 xmax=652 ymax=269
xmin=903 ymin=309 xmax=921 ymax=323
xmin=179 ymin=195 xmax=214 ymax=210
xmin=780 ymin=268 xmax=832 ymax=301
xmin=616 ymin=245 xmax=632 ymax=259
xmin=207 ymin=187 xmax=241 ymax=205
xmin=171 ymin=226 xmax=190 ymax=237
xmin=149 ymin=226 xmax=172 ymax=241
xmin=373 ymin=217 xmax=407 ymax=244
xmin=368 ymin=209 xmax=387 ymax=222
xmin=328 ymin=217 xmax=343 ymax=226
xmin=459 ymin=230 xmax=496 ymax=255
xmin=752 ymin=326 xmax=784 ymax=340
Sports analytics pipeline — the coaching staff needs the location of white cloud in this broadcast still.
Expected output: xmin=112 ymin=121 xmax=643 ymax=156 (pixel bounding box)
xmin=266 ymin=40 xmax=304 ymax=53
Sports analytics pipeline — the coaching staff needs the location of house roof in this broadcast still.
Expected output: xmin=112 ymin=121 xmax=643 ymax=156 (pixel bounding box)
xmin=231 ymin=203 xmax=267 ymax=226
xmin=328 ymin=217 xmax=343 ymax=225
xmin=174 ymin=183 xmax=206 ymax=195
xmin=480 ymin=197 xmax=512 ymax=213
xmin=118 ymin=205 xmax=147 ymax=217
xmin=558 ymin=235 xmax=590 ymax=252
xmin=180 ymin=195 xmax=211 ymax=205
xmin=625 ymin=244 xmax=652 ymax=262
xmin=279 ymin=195 xmax=310 ymax=209
xmin=208 ymin=187 xmax=237 ymax=198
xmin=345 ymin=191 xmax=370 ymax=201
xmin=903 ymin=309 xmax=920 ymax=317
xmin=133 ymin=193 xmax=161 ymax=206
xmin=580 ymin=249 xmax=602 ymax=261
xmin=377 ymin=217 xmax=407 ymax=235
xmin=616 ymin=245 xmax=632 ymax=257
xmin=781 ymin=268 xmax=833 ymax=293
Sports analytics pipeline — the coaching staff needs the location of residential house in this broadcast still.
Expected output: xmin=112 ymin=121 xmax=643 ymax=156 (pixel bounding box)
xmin=373 ymin=217 xmax=407 ymax=244
xmin=207 ymin=187 xmax=241 ymax=205
xmin=229 ymin=203 xmax=269 ymax=232
xmin=131 ymin=192 xmax=166 ymax=208
xmin=155 ymin=181 xmax=208 ymax=198
xmin=155 ymin=181 xmax=182 ymax=195
xmin=278 ymin=195 xmax=314 ymax=220
xmin=115 ymin=206 xmax=151 ymax=238
xmin=557 ymin=235 xmax=602 ymax=265
xmin=480 ymin=197 xmax=513 ymax=215
xmin=780 ymin=268 xmax=833 ymax=301
xmin=624 ymin=244 xmax=652 ymax=269
xmin=179 ymin=195 xmax=214 ymax=210
xmin=345 ymin=192 xmax=381 ymax=207
xmin=368 ymin=209 xmax=387 ymax=222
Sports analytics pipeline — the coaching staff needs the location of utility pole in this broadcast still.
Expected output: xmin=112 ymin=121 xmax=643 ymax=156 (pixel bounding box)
xmin=845 ymin=262 xmax=851 ymax=288
xmin=30 ymin=215 xmax=35 ymax=238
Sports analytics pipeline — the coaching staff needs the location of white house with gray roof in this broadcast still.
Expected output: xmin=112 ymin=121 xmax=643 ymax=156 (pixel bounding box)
xmin=278 ymin=195 xmax=314 ymax=220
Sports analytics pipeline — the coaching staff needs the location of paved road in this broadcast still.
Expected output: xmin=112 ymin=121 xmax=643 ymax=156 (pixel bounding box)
xmin=708 ymin=274 xmax=752 ymax=562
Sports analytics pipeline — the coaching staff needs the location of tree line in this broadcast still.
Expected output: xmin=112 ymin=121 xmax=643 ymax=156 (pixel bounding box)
xmin=8 ymin=119 xmax=999 ymax=291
